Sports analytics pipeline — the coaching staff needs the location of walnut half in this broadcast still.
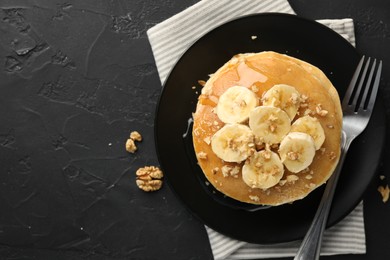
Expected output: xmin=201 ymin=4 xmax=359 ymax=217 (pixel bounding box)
xmin=136 ymin=166 xmax=163 ymax=192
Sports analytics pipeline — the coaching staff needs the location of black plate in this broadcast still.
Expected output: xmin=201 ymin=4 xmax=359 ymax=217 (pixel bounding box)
xmin=154 ymin=13 xmax=386 ymax=243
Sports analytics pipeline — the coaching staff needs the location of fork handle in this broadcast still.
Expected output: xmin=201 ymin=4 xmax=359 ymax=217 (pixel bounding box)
xmin=294 ymin=132 xmax=353 ymax=260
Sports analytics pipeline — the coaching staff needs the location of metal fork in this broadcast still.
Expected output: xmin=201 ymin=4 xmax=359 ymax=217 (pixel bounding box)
xmin=294 ymin=56 xmax=383 ymax=260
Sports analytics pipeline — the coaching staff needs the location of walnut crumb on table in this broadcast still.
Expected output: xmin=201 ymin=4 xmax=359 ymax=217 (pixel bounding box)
xmin=378 ymin=185 xmax=390 ymax=203
xmin=126 ymin=139 xmax=137 ymax=153
xmin=130 ymin=131 xmax=142 ymax=142
xmin=125 ymin=130 xmax=143 ymax=153
xmin=136 ymin=166 xmax=164 ymax=192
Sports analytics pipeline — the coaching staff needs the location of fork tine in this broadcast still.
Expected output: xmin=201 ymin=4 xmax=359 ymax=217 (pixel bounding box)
xmin=359 ymin=58 xmax=377 ymax=111
xmin=350 ymin=57 xmax=371 ymax=108
xmin=342 ymin=56 xmax=365 ymax=107
xmin=365 ymin=60 xmax=382 ymax=111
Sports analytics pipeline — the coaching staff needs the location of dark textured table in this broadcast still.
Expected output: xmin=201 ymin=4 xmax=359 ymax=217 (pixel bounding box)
xmin=0 ymin=1 xmax=389 ymax=259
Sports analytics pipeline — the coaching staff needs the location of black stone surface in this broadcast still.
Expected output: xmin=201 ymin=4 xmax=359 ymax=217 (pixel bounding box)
xmin=0 ymin=0 xmax=389 ymax=259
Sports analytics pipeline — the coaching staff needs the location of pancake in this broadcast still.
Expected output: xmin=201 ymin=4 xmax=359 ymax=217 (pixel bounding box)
xmin=192 ymin=51 xmax=342 ymax=206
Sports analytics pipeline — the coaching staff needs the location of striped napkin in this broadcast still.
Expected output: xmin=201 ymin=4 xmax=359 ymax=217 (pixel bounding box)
xmin=147 ymin=0 xmax=365 ymax=259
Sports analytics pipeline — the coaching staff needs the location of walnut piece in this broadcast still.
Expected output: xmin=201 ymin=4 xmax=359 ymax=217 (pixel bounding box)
xmin=130 ymin=131 xmax=142 ymax=142
xmin=125 ymin=130 xmax=143 ymax=153
xmin=198 ymin=80 xmax=206 ymax=86
xmin=315 ymin=104 xmax=328 ymax=116
xmin=221 ymin=165 xmax=240 ymax=178
xmin=249 ymin=195 xmax=260 ymax=202
xmin=203 ymin=136 xmax=211 ymax=145
xmin=328 ymin=151 xmax=336 ymax=160
xmin=287 ymin=151 xmax=299 ymax=161
xmin=136 ymin=166 xmax=163 ymax=192
xmin=126 ymin=139 xmax=137 ymax=153
xmin=197 ymin=151 xmax=208 ymax=160
xmin=378 ymin=185 xmax=390 ymax=203
xmin=300 ymin=94 xmax=308 ymax=103
xmin=286 ymin=175 xmax=299 ymax=183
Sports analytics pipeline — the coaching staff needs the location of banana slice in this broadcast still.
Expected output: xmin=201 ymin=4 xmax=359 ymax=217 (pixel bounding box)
xmin=278 ymin=132 xmax=316 ymax=173
xmin=262 ymin=84 xmax=301 ymax=120
xmin=211 ymin=124 xmax=255 ymax=162
xmin=249 ymin=106 xmax=291 ymax=145
xmin=216 ymin=86 xmax=259 ymax=124
xmin=242 ymin=150 xmax=284 ymax=189
xmin=290 ymin=115 xmax=325 ymax=150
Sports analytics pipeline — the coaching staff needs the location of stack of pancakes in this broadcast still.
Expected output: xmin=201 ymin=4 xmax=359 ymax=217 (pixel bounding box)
xmin=192 ymin=51 xmax=342 ymax=206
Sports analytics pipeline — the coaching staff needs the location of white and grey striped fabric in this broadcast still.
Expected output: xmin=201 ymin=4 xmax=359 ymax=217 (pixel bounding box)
xmin=206 ymin=202 xmax=365 ymax=259
xmin=148 ymin=0 xmax=294 ymax=84
xmin=147 ymin=0 xmax=365 ymax=259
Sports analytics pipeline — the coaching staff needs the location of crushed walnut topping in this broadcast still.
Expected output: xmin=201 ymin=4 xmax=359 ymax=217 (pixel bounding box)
xmin=249 ymin=195 xmax=260 ymax=202
xmin=300 ymin=94 xmax=309 ymax=103
xmin=287 ymin=151 xmax=299 ymax=161
xmin=230 ymin=166 xmax=240 ymax=178
xmin=316 ymin=104 xmax=328 ymax=116
xmin=301 ymin=167 xmax=310 ymax=173
xmin=318 ymin=110 xmax=329 ymax=116
xmin=290 ymin=93 xmax=299 ymax=104
xmin=260 ymin=150 xmax=272 ymax=160
xmin=197 ymin=151 xmax=208 ymax=160
xmin=320 ymin=147 xmax=326 ymax=155
xmin=221 ymin=166 xmax=231 ymax=177
xmin=212 ymin=167 xmax=219 ymax=174
xmin=326 ymin=124 xmax=334 ymax=129
xmin=305 ymin=183 xmax=316 ymax=189
xmin=221 ymin=165 xmax=240 ymax=178
xmin=279 ymin=180 xmax=287 ymax=186
xmin=254 ymin=136 xmax=265 ymax=150
xmin=136 ymin=166 xmax=163 ymax=192
xmin=328 ymin=151 xmax=336 ymax=160
xmin=305 ymin=174 xmax=313 ymax=180
xmin=304 ymin=109 xmax=314 ymax=116
xmin=126 ymin=139 xmax=137 ymax=153
xmin=203 ymin=136 xmax=211 ymax=145
xmin=286 ymin=175 xmax=299 ymax=183
xmin=378 ymin=185 xmax=390 ymax=203
xmin=251 ymin=85 xmax=259 ymax=92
